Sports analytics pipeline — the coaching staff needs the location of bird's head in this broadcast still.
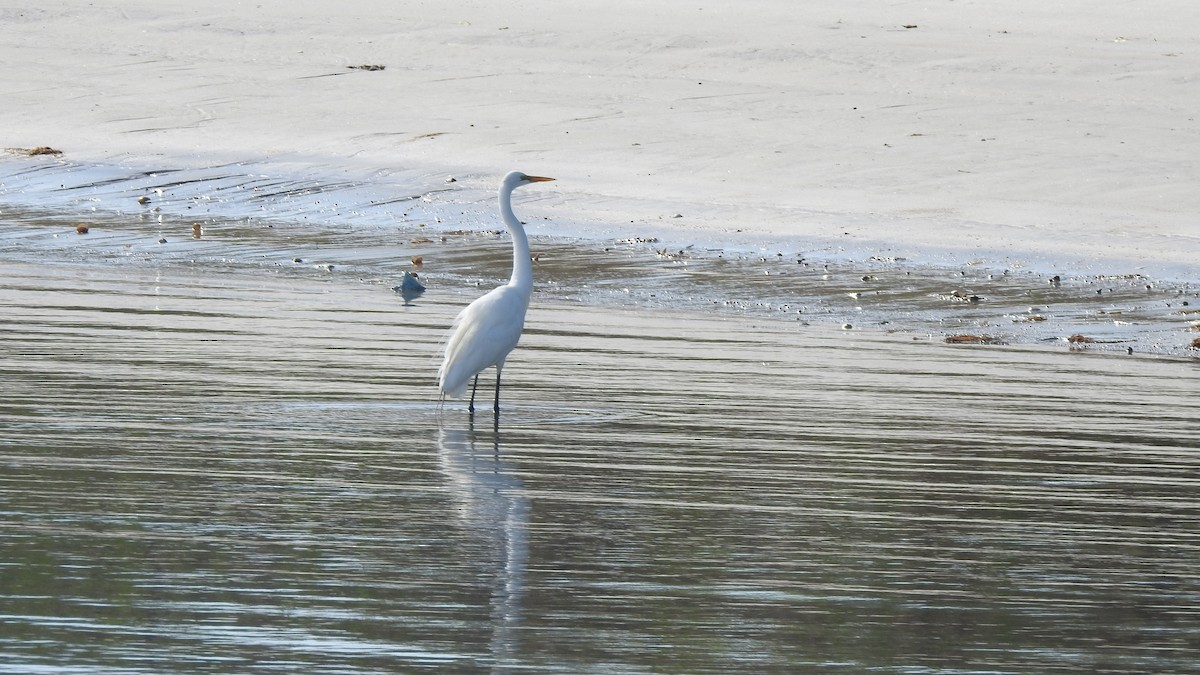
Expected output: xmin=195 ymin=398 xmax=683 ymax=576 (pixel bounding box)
xmin=504 ymin=171 xmax=555 ymax=189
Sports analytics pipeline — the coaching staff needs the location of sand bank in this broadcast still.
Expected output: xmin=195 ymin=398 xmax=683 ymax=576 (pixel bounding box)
xmin=2 ymin=1 xmax=1198 ymax=277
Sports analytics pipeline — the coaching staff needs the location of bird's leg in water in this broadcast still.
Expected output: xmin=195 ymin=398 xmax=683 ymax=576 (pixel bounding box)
xmin=468 ymin=374 xmax=479 ymax=415
xmin=493 ymin=369 xmax=502 ymax=416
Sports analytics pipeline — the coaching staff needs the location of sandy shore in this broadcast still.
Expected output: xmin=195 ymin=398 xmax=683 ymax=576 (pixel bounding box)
xmin=2 ymin=1 xmax=1198 ymax=276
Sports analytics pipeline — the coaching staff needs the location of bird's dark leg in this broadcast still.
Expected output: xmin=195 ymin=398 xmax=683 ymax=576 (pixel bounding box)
xmin=493 ymin=369 xmax=502 ymax=416
xmin=468 ymin=374 xmax=479 ymax=415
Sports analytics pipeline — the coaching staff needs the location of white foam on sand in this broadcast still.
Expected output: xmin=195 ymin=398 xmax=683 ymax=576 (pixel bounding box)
xmin=2 ymin=1 xmax=1197 ymax=278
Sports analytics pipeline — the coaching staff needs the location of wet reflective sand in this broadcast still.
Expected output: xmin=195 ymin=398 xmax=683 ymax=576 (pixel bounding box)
xmin=2 ymin=249 xmax=1198 ymax=672
xmin=1 ymin=154 xmax=1198 ymax=357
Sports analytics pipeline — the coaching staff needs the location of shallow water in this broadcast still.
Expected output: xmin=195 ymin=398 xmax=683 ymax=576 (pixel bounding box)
xmin=2 ymin=154 xmax=1199 ymax=358
xmin=2 ymin=243 xmax=1199 ymax=672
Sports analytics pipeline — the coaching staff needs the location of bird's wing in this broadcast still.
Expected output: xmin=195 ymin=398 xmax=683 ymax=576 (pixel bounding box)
xmin=438 ymin=286 xmax=529 ymax=397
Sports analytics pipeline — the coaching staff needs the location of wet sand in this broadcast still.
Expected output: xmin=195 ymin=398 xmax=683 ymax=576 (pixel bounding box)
xmin=2 ymin=239 xmax=1198 ymax=672
xmin=2 ymin=187 xmax=1197 ymax=358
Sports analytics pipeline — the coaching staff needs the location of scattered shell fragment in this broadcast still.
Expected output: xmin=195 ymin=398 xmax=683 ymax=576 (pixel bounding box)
xmin=75 ymin=224 xmax=89 ymax=235
xmin=1065 ymin=334 xmax=1132 ymax=346
xmin=941 ymin=290 xmax=983 ymax=303
xmin=7 ymin=146 xmax=62 ymax=156
xmin=137 ymin=196 xmax=151 ymax=205
xmin=192 ymin=224 xmax=203 ymax=239
xmin=945 ymin=334 xmax=1002 ymax=344
xmin=410 ymin=255 xmax=424 ymax=266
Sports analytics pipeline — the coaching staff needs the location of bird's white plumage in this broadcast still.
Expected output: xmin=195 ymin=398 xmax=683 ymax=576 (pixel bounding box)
xmin=438 ymin=284 xmax=529 ymax=397
xmin=437 ymin=171 xmax=554 ymax=409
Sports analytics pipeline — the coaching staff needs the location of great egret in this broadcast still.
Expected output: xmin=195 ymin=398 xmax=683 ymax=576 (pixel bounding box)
xmin=438 ymin=171 xmax=555 ymax=415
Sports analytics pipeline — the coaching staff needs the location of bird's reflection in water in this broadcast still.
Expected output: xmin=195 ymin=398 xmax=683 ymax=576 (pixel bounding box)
xmin=437 ymin=417 xmax=529 ymax=669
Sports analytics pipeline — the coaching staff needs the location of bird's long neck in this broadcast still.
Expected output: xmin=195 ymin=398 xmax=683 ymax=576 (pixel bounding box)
xmin=499 ymin=184 xmax=533 ymax=292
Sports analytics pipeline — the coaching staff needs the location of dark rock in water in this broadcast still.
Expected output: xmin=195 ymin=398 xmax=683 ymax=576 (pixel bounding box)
xmin=393 ymin=271 xmax=426 ymax=303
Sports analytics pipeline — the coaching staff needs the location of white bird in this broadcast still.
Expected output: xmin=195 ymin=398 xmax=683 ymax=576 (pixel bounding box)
xmin=438 ymin=171 xmax=555 ymax=415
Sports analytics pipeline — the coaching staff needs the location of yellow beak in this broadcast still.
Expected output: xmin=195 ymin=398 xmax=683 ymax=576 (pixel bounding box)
xmin=526 ymin=176 xmax=555 ymax=182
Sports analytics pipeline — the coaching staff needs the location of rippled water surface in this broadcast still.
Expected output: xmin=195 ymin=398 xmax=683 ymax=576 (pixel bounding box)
xmin=3 ymin=235 xmax=1199 ymax=673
